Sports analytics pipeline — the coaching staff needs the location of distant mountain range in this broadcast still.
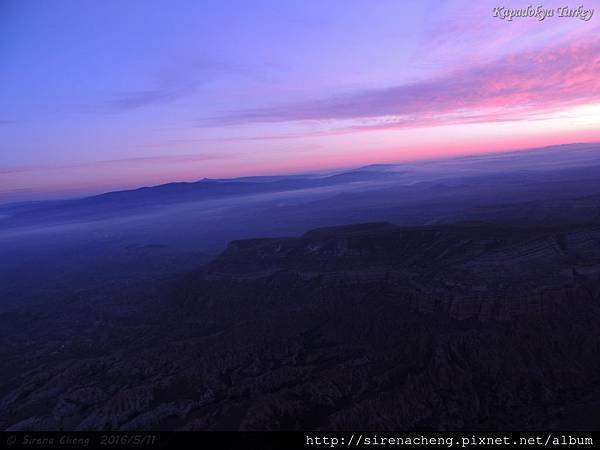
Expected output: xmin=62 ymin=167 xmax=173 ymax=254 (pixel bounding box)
xmin=2 ymin=142 xmax=600 ymax=229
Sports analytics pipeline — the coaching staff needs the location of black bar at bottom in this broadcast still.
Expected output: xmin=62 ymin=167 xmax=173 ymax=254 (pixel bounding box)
xmin=0 ymin=431 xmax=598 ymax=450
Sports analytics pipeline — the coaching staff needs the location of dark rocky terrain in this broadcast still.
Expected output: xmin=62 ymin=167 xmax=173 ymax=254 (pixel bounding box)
xmin=2 ymin=222 xmax=600 ymax=430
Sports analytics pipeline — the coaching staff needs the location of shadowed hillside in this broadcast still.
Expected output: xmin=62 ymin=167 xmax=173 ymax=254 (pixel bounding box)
xmin=2 ymin=222 xmax=600 ymax=430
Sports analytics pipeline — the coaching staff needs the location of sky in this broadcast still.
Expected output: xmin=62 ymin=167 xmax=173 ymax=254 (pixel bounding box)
xmin=1 ymin=0 xmax=599 ymax=202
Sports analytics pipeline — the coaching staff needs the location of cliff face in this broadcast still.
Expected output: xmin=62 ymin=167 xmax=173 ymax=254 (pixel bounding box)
xmin=205 ymin=222 xmax=600 ymax=319
xmin=3 ymin=223 xmax=600 ymax=431
xmin=210 ymin=222 xmax=600 ymax=274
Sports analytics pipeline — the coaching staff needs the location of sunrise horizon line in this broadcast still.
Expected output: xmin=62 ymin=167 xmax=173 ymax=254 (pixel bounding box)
xmin=2 ymin=139 xmax=598 ymax=208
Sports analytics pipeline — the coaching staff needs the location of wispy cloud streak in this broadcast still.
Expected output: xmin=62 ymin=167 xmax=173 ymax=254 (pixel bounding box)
xmin=205 ymin=38 xmax=600 ymax=129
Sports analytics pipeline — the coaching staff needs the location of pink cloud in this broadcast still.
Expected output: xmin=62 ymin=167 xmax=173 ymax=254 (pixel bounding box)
xmin=205 ymin=37 xmax=600 ymax=131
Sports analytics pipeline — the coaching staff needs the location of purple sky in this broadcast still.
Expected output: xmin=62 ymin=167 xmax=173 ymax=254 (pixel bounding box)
xmin=1 ymin=0 xmax=599 ymax=202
